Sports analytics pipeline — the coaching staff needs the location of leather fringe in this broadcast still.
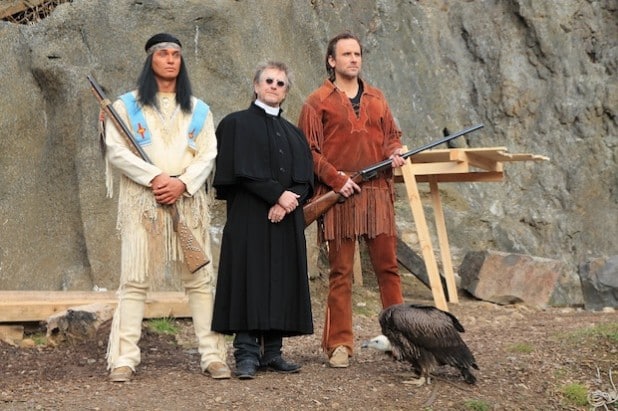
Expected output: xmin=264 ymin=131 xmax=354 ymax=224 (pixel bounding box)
xmin=322 ymin=306 xmax=330 ymax=354
xmin=114 ymin=175 xmax=213 ymax=290
xmin=319 ymin=178 xmax=396 ymax=248
xmin=106 ymin=297 xmax=121 ymax=370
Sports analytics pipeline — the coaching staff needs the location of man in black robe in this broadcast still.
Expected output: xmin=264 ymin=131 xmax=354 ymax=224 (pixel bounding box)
xmin=212 ymin=61 xmax=314 ymax=379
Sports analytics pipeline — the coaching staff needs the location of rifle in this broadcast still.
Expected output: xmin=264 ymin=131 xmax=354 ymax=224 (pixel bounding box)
xmin=87 ymin=74 xmax=209 ymax=273
xmin=303 ymin=124 xmax=484 ymax=227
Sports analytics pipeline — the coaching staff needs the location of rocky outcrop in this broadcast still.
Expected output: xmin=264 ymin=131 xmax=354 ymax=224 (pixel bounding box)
xmin=579 ymin=255 xmax=618 ymax=310
xmin=0 ymin=1 xmax=615 ymax=300
xmin=458 ymin=250 xmax=571 ymax=308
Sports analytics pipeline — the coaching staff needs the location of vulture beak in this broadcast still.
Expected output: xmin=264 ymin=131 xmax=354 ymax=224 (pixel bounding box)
xmin=361 ymin=340 xmax=370 ymax=349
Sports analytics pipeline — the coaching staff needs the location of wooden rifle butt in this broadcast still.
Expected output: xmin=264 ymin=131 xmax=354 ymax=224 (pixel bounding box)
xmin=169 ymin=204 xmax=210 ymax=273
xmin=303 ymin=190 xmax=344 ymax=227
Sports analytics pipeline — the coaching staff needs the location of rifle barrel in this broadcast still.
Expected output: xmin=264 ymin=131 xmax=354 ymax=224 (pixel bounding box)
xmin=403 ymin=123 xmax=484 ymax=158
xmin=87 ymin=75 xmax=152 ymax=163
xmin=361 ymin=123 xmax=484 ymax=176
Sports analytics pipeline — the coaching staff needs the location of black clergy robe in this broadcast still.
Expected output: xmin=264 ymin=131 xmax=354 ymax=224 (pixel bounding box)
xmin=212 ymin=103 xmax=314 ymax=336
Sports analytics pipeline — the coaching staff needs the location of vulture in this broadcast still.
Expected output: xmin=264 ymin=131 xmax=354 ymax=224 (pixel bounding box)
xmin=362 ymin=303 xmax=478 ymax=386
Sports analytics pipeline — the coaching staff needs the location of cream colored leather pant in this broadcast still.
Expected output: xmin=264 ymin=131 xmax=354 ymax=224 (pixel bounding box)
xmin=107 ymin=274 xmax=227 ymax=372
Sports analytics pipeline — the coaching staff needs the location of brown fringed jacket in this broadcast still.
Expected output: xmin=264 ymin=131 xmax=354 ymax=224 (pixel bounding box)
xmin=298 ymin=79 xmax=403 ymax=243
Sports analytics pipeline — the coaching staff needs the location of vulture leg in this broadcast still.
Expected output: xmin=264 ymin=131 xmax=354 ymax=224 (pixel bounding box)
xmin=402 ymin=375 xmax=428 ymax=386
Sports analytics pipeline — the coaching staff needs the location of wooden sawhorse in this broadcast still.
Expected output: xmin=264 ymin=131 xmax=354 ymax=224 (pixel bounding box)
xmin=391 ymin=147 xmax=549 ymax=311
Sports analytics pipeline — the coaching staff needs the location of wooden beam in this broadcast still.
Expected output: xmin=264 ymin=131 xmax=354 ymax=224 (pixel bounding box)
xmin=399 ymin=157 xmax=448 ymax=311
xmin=409 ymin=147 xmax=510 ymax=163
xmin=0 ymin=0 xmax=47 ymax=20
xmin=413 ymin=171 xmax=504 ymax=183
xmin=393 ymin=161 xmax=470 ymax=179
xmin=0 ymin=291 xmax=191 ymax=322
xmin=464 ymin=152 xmax=504 ymax=172
xmin=495 ymin=151 xmax=551 ymax=162
xmin=409 ymin=150 xmax=460 ymax=163
xmin=0 ymin=325 xmax=24 ymax=345
xmin=395 ymin=171 xmax=504 ymax=184
xmin=407 ymin=161 xmax=470 ymax=175
xmin=396 ymin=238 xmax=447 ymax=291
xmin=428 ymin=177 xmax=458 ymax=303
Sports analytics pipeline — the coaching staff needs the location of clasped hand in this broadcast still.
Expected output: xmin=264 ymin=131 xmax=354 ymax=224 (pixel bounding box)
xmin=268 ymin=190 xmax=300 ymax=223
xmin=151 ymin=173 xmax=186 ymax=205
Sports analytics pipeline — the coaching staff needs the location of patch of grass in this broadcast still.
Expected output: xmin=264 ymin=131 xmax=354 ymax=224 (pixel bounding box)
xmin=560 ymin=383 xmax=589 ymax=407
xmin=146 ymin=317 xmax=179 ymax=335
xmin=507 ymin=342 xmax=534 ymax=354
xmin=562 ymin=322 xmax=618 ymax=344
xmin=31 ymin=333 xmax=47 ymax=346
xmin=463 ymin=399 xmax=490 ymax=411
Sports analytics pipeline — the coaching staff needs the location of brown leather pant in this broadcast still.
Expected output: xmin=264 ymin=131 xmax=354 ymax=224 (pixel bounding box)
xmin=323 ymin=234 xmax=403 ymax=356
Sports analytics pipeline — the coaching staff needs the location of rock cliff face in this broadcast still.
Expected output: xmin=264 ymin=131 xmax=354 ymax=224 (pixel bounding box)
xmin=0 ymin=0 xmax=615 ymax=293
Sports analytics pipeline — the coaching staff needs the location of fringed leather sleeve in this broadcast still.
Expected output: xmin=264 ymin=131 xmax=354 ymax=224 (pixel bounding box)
xmin=298 ymin=102 xmax=348 ymax=193
xmin=381 ymin=101 xmax=404 ymax=157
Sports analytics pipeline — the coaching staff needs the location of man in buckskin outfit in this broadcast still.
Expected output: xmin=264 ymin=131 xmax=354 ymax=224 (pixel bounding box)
xmin=298 ymin=32 xmax=406 ymax=368
xmin=103 ymin=33 xmax=230 ymax=382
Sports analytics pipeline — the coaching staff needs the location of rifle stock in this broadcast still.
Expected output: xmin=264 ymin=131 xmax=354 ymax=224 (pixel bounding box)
xmin=87 ymin=74 xmax=209 ymax=273
xmin=303 ymin=124 xmax=484 ymax=227
xmin=302 ymin=187 xmax=347 ymax=228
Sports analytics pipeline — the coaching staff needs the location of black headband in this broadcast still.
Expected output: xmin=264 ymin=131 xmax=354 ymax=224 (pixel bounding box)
xmin=144 ymin=33 xmax=182 ymax=52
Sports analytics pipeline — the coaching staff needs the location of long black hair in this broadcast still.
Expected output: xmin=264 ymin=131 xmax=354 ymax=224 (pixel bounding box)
xmin=136 ymin=53 xmax=193 ymax=113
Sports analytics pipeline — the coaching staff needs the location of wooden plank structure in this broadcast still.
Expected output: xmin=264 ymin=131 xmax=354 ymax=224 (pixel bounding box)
xmin=0 ymin=291 xmax=191 ymax=323
xmin=391 ymin=146 xmax=549 ymax=311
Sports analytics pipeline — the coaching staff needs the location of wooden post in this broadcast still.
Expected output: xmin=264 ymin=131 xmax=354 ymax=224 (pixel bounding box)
xmin=353 ymin=241 xmax=363 ymax=286
xmin=0 ymin=325 xmax=24 ymax=345
xmin=399 ymin=157 xmax=448 ymax=311
xmin=428 ymin=176 xmax=459 ymax=303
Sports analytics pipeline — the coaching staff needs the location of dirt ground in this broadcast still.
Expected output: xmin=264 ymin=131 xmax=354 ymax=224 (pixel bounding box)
xmin=1 ymin=274 xmax=617 ymax=411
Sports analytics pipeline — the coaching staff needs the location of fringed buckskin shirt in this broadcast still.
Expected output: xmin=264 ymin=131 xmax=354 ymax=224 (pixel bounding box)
xmin=298 ymin=79 xmax=403 ymax=243
xmin=104 ymin=92 xmax=217 ymax=290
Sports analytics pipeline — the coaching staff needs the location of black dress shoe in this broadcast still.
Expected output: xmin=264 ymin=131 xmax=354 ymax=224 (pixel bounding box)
xmin=261 ymin=356 xmax=301 ymax=373
xmin=234 ymin=361 xmax=258 ymax=380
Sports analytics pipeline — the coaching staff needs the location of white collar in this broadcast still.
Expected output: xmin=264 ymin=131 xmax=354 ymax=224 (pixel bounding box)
xmin=255 ymin=99 xmax=281 ymax=116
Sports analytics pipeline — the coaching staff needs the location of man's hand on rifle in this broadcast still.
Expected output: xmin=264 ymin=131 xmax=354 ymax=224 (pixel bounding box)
xmin=151 ymin=173 xmax=186 ymax=205
xmin=338 ymin=172 xmax=361 ymax=198
xmin=389 ymin=148 xmax=406 ymax=168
